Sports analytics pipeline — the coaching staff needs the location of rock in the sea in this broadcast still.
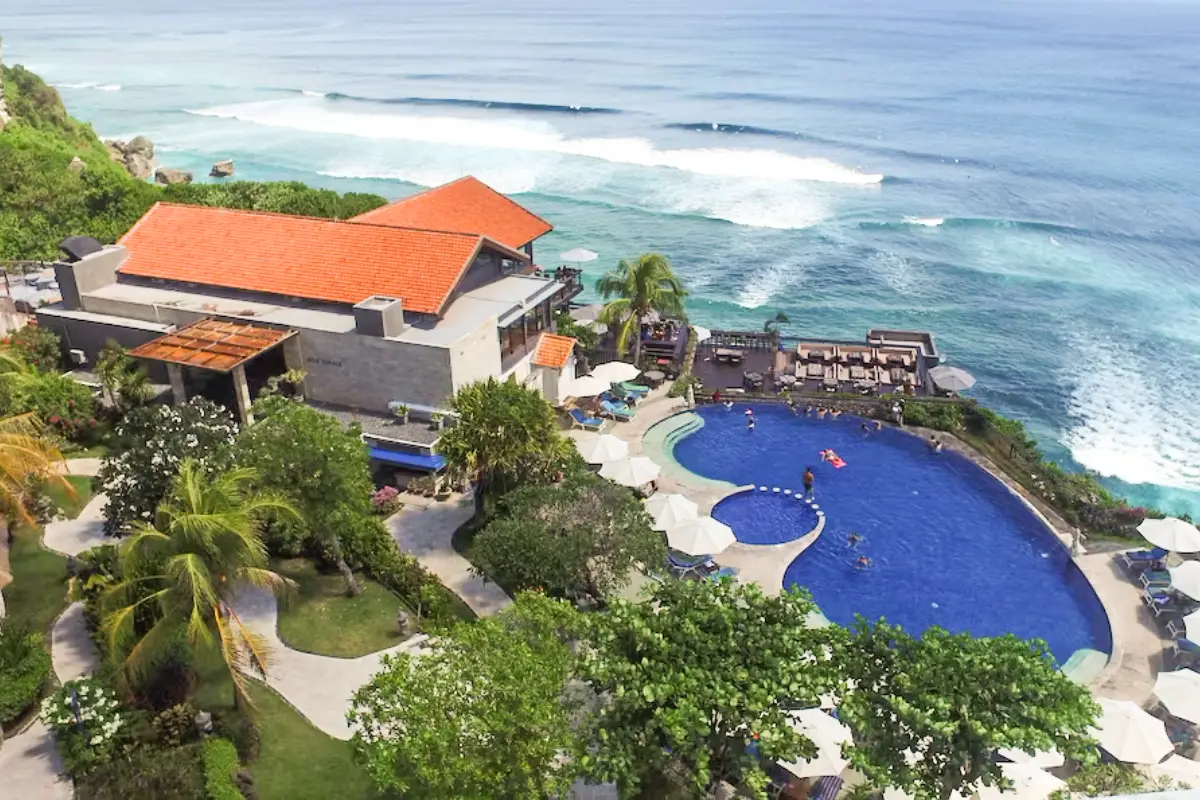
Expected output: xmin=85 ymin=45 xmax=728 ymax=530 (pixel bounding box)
xmin=154 ymin=167 xmax=193 ymax=185
xmin=104 ymin=136 xmax=157 ymax=180
xmin=68 ymin=156 xmax=86 ymax=173
xmin=210 ymin=159 xmax=234 ymax=178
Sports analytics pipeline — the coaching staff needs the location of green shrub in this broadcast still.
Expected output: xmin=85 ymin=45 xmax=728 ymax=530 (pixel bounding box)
xmin=902 ymin=401 xmax=963 ymax=432
xmin=213 ymin=709 xmax=260 ymax=762
xmin=76 ymin=741 xmax=207 ymax=800
xmin=1060 ymin=762 xmax=1146 ymax=797
xmin=202 ymin=737 xmax=243 ymax=800
xmin=40 ymin=677 xmax=128 ymax=777
xmin=8 ymin=324 xmax=62 ymax=371
xmin=152 ymin=702 xmax=198 ymax=748
xmin=0 ymin=622 xmax=52 ymax=726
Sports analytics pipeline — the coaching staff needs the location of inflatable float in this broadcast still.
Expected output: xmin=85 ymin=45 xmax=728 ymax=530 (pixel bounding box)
xmin=819 ymin=449 xmax=847 ymax=469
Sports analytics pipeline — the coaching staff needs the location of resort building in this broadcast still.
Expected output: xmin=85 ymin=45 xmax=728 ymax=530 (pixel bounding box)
xmin=36 ymin=176 xmax=583 ymax=469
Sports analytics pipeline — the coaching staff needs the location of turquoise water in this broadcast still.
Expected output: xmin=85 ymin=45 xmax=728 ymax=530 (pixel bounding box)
xmin=677 ymin=404 xmax=1112 ymax=664
xmin=3 ymin=0 xmax=1200 ymax=515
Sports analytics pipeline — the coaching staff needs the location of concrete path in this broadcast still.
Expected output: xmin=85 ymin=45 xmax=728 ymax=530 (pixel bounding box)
xmin=385 ymin=496 xmax=512 ymax=617
xmin=1077 ymin=553 xmax=1163 ymax=706
xmin=54 ymin=458 xmax=103 ymax=477
xmin=0 ymin=604 xmax=99 ymax=800
xmin=230 ymin=586 xmax=427 ymax=741
xmin=42 ymin=494 xmax=107 ymax=558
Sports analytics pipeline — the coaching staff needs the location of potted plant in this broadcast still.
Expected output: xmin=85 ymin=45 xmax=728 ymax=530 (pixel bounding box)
xmin=430 ymin=411 xmax=444 ymax=431
xmin=393 ymin=404 xmax=410 ymax=425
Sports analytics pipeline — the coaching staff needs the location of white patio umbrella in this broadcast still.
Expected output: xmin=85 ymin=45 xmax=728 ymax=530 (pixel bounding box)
xmin=599 ymin=456 xmax=660 ymax=487
xmin=1091 ymin=697 xmax=1174 ymax=764
xmin=1154 ymin=669 xmax=1200 ymax=724
xmin=570 ymin=304 xmax=605 ymax=323
xmin=975 ymin=762 xmax=1066 ymax=800
xmin=928 ymin=365 xmax=976 ymax=393
xmin=1169 ymin=561 xmax=1200 ymax=601
xmin=1148 ymin=754 xmax=1200 ymax=787
xmin=776 ymin=709 xmax=853 ymax=779
xmin=564 ymin=374 xmax=610 ymax=398
xmin=666 ymin=516 xmax=735 ymax=556
xmin=996 ymin=745 xmax=1065 ymax=769
xmin=643 ymin=493 xmax=698 ymax=531
xmin=559 ymin=247 xmax=598 ymax=264
xmin=574 ymin=433 xmax=629 ymax=465
xmin=1185 ymin=609 xmax=1200 ymax=643
xmin=1139 ymin=517 xmax=1200 ymax=553
xmin=692 ymin=325 xmax=712 ymax=343
xmin=590 ymin=361 xmax=641 ymax=384
xmin=883 ymin=788 xmax=969 ymax=800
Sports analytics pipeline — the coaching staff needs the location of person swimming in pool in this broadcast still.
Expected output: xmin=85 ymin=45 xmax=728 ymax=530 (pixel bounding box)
xmin=830 ymin=409 xmax=842 ymax=418
xmin=724 ymin=400 xmax=734 ymax=411
xmin=816 ymin=407 xmax=827 ymax=418
xmin=747 ymin=416 xmax=756 ymax=431
xmin=848 ymin=532 xmax=862 ymax=548
xmin=856 ymin=555 xmax=872 ymax=569
xmin=802 ymin=466 xmax=814 ymax=500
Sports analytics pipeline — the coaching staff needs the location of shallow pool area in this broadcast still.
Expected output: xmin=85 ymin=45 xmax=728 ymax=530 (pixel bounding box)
xmin=669 ymin=404 xmax=1113 ymax=666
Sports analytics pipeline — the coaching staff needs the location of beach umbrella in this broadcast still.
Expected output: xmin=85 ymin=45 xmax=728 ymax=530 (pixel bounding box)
xmin=692 ymin=325 xmax=712 ymax=343
xmin=1091 ymin=697 xmax=1173 ymax=764
xmin=570 ymin=304 xmax=604 ymax=323
xmin=776 ymin=709 xmax=853 ymax=779
xmin=1184 ymin=609 xmax=1200 ymax=644
xmin=1154 ymin=669 xmax=1200 ymax=724
xmin=564 ymin=374 xmax=610 ymax=398
xmin=559 ymin=247 xmax=598 ymax=263
xmin=590 ymin=361 xmax=641 ymax=384
xmin=1169 ymin=562 xmax=1200 ymax=602
xmin=1138 ymin=517 xmax=1200 ymax=553
xmin=1148 ymin=754 xmax=1200 ymax=786
xmin=599 ymin=456 xmax=660 ymax=487
xmin=996 ymin=745 xmax=1065 ymax=769
xmin=644 ymin=493 xmax=698 ymax=531
xmin=928 ymin=365 xmax=976 ymax=393
xmin=975 ymin=763 xmax=1066 ymax=800
xmin=883 ymin=788 xmax=969 ymax=800
xmin=666 ymin=516 xmax=735 ymax=556
xmin=574 ymin=433 xmax=629 ymax=465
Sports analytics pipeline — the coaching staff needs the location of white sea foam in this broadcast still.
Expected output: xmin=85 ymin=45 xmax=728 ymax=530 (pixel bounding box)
xmin=185 ymin=98 xmax=884 ymax=186
xmin=300 ymin=90 xmax=327 ymax=98
xmin=1063 ymin=329 xmax=1200 ymax=492
xmin=867 ymin=250 xmax=925 ymax=295
xmin=56 ymin=81 xmax=122 ymax=91
xmin=735 ymin=260 xmax=800 ymax=308
xmin=904 ymin=216 xmax=945 ymax=227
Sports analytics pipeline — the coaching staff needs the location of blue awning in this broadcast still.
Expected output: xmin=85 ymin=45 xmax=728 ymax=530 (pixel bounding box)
xmin=368 ymin=447 xmax=445 ymax=471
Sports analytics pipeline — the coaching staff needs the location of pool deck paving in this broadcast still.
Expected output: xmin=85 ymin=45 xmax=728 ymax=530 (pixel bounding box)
xmin=610 ymin=389 xmax=1163 ymax=706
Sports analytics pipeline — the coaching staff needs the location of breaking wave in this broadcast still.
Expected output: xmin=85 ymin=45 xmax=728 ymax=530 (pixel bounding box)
xmin=859 ymin=217 xmax=1079 ymax=234
xmin=55 ymin=81 xmax=122 ymax=91
xmin=299 ymin=90 xmax=623 ymax=115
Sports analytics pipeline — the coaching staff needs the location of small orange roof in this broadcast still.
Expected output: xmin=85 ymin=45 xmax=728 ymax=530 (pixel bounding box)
xmin=129 ymin=318 xmax=293 ymax=372
xmin=351 ymin=176 xmax=553 ymax=250
xmin=532 ymin=333 xmax=577 ymax=370
xmin=117 ymin=203 xmax=526 ymax=315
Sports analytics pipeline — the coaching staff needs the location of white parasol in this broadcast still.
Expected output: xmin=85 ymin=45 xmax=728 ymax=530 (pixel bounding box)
xmin=1090 ymin=697 xmax=1173 ymax=764
xmin=564 ymin=374 xmax=610 ymax=398
xmin=666 ymin=516 xmax=735 ymax=556
xmin=1138 ymin=517 xmax=1200 ymax=553
xmin=598 ymin=456 xmax=660 ymax=487
xmin=1154 ymin=668 xmax=1200 ymax=725
xmin=559 ymin=248 xmax=598 ymax=263
xmin=590 ymin=361 xmax=641 ymax=384
xmin=643 ymin=493 xmax=698 ymax=531
xmin=776 ymin=709 xmax=853 ymax=779
xmin=574 ymin=433 xmax=629 ymax=464
xmin=996 ymin=745 xmax=1065 ymax=769
xmin=1169 ymin=561 xmax=1200 ymax=601
xmin=975 ymin=763 xmax=1066 ymax=800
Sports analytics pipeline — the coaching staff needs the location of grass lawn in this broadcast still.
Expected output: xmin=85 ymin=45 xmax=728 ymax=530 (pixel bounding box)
xmin=273 ymin=558 xmax=409 ymax=658
xmin=61 ymin=442 xmax=109 ymax=460
xmin=1 ymin=524 xmax=68 ymax=633
xmin=44 ymin=474 xmax=94 ymax=520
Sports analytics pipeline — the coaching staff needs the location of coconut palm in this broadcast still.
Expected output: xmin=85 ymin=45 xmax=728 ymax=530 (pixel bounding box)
xmin=0 ymin=412 xmax=70 ymax=526
xmin=595 ymin=253 xmax=687 ymax=365
xmin=102 ymin=460 xmax=299 ymax=709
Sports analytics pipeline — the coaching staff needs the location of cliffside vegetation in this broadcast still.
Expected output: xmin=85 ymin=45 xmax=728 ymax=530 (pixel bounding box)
xmin=0 ymin=62 xmax=387 ymax=261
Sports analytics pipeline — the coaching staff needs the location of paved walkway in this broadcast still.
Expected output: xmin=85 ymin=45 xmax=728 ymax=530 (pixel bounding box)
xmin=385 ymin=496 xmax=512 ymax=617
xmin=230 ymin=587 xmax=428 ymax=741
xmin=54 ymin=458 xmax=103 ymax=477
xmin=44 ymin=458 xmax=109 ymax=558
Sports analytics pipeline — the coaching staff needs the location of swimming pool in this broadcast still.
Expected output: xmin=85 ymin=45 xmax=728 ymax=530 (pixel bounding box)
xmin=671 ymin=404 xmax=1112 ymax=665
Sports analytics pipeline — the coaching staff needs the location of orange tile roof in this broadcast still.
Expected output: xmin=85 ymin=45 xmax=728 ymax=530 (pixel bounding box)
xmin=116 ymin=203 xmax=527 ymax=315
xmin=532 ymin=333 xmax=577 ymax=370
xmin=351 ymin=176 xmax=553 ymax=249
xmin=129 ymin=318 xmax=294 ymax=372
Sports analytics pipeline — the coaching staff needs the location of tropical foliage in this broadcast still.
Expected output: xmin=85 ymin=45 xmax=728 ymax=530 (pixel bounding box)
xmin=595 ymin=252 xmax=687 ymax=363
xmin=349 ymin=593 xmax=582 ymax=799
xmin=837 ymin=621 xmax=1099 ymax=800
xmin=472 ymin=467 xmax=664 ymax=600
xmin=0 ymin=412 xmax=69 ymax=525
xmin=8 ymin=325 xmax=62 ymax=371
xmin=95 ymin=341 xmax=151 ymax=413
xmin=40 ymin=677 xmax=127 ymax=776
xmin=0 ymin=621 xmax=51 ymax=726
xmin=100 ymin=460 xmax=298 ymax=708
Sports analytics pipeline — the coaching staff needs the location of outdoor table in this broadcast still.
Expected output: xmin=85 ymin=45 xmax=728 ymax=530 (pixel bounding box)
xmin=644 ymin=370 xmax=665 ymax=386
xmin=778 ymin=374 xmax=797 ymax=386
xmin=745 ymin=371 xmax=764 ymax=388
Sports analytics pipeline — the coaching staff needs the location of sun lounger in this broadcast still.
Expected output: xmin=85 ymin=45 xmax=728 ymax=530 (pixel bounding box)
xmin=1121 ymin=547 xmax=1169 ymax=570
xmin=878 ymin=347 xmax=915 ymax=367
xmin=1143 ymin=591 xmax=1178 ymax=617
xmin=799 ymin=343 xmax=834 ymax=363
xmin=1172 ymin=637 xmax=1200 ymax=664
xmin=809 ymin=776 xmax=845 ymax=800
xmin=875 ymin=365 xmax=892 ymax=386
xmin=569 ymin=408 xmax=604 ymax=431
xmin=668 ymin=551 xmax=713 ymax=578
xmin=836 ymin=364 xmax=850 ymax=383
xmin=705 ymin=565 xmax=739 ymax=583
xmin=614 ymin=381 xmax=650 ymax=396
xmin=603 ymin=389 xmax=639 ymax=407
xmin=599 ymin=399 xmax=636 ymax=421
xmin=1140 ymin=569 xmax=1172 ymax=589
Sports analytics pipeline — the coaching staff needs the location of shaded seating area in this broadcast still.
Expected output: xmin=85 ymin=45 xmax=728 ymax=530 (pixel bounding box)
xmin=569 ymin=408 xmax=604 ymax=431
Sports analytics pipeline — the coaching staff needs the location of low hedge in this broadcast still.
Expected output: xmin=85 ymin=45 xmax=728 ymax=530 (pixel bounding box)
xmin=77 ymin=741 xmax=206 ymax=800
xmin=202 ymin=737 xmax=243 ymax=800
xmin=0 ymin=623 xmax=52 ymax=727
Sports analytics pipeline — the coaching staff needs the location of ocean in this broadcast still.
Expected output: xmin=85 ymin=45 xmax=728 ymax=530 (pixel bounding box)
xmin=3 ymin=0 xmax=1200 ymax=515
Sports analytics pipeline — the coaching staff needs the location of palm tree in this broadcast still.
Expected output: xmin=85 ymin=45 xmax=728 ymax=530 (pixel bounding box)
xmin=102 ymin=460 xmax=299 ymax=709
xmin=0 ymin=412 xmax=70 ymax=526
xmin=595 ymin=253 xmax=687 ymax=365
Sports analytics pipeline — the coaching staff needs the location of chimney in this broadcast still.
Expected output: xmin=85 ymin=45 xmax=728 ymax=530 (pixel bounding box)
xmin=353 ymin=295 xmax=406 ymax=338
xmin=53 ymin=242 xmax=127 ymax=310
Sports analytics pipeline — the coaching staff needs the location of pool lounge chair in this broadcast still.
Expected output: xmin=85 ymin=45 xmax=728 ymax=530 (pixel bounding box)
xmin=569 ymin=408 xmax=604 ymax=431
xmin=1139 ymin=569 xmax=1172 ymax=589
xmin=602 ymin=389 xmax=639 ymax=407
xmin=1121 ymin=547 xmax=1169 ymax=571
xmin=668 ymin=551 xmax=713 ymax=578
xmin=705 ymin=565 xmax=740 ymax=583
xmin=808 ymin=776 xmax=845 ymax=800
xmin=1143 ymin=591 xmax=1179 ymax=617
xmin=1171 ymin=637 xmax=1200 ymax=665
xmin=614 ymin=381 xmax=650 ymax=396
xmin=600 ymin=399 xmax=636 ymax=421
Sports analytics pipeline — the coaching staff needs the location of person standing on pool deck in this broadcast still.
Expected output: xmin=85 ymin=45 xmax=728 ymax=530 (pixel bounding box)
xmin=803 ymin=466 xmax=814 ymax=501
xmin=747 ymin=415 xmax=756 ymax=432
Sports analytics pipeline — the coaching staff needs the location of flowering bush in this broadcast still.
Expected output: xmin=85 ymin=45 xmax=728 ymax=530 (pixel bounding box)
xmin=98 ymin=398 xmax=237 ymax=535
xmin=371 ymin=485 xmax=402 ymax=516
xmin=9 ymin=323 xmax=62 ymax=372
xmin=40 ymin=677 xmax=126 ymax=776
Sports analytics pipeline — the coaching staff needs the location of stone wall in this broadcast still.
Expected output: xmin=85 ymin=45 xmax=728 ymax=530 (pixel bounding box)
xmin=298 ymin=328 xmax=454 ymax=410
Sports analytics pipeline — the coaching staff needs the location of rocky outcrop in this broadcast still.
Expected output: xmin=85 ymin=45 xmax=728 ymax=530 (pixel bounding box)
xmin=154 ymin=167 xmax=193 ymax=185
xmin=67 ymin=156 xmax=86 ymax=173
xmin=210 ymin=159 xmax=234 ymax=178
xmin=104 ymin=135 xmax=155 ymax=180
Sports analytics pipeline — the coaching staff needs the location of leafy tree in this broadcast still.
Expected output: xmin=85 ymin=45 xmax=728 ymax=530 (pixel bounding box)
xmin=836 ymin=621 xmax=1100 ymax=800
xmin=595 ymin=253 xmax=687 ymax=364
xmin=472 ymin=468 xmax=665 ymax=601
xmin=348 ymin=592 xmax=583 ymax=799
xmin=101 ymin=460 xmax=298 ymax=708
xmin=95 ymin=341 xmax=150 ymax=413
xmin=763 ymin=310 xmax=790 ymax=337
xmin=8 ymin=325 xmax=62 ymax=372
xmin=14 ymin=371 xmax=97 ymax=440
xmin=235 ymin=396 xmax=376 ymax=595
xmin=554 ymin=310 xmax=600 ymax=354
xmin=97 ymin=398 xmax=237 ymax=535
xmin=436 ymin=377 xmax=572 ymax=505
xmin=578 ymin=579 xmax=843 ymax=798
xmin=0 ymin=412 xmax=70 ymax=525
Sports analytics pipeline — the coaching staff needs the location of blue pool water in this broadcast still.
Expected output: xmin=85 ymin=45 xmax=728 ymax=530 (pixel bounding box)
xmin=671 ymin=404 xmax=1112 ymax=664
xmin=712 ymin=491 xmax=820 ymax=545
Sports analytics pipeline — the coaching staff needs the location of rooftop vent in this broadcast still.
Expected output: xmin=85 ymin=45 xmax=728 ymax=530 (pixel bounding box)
xmin=58 ymin=236 xmax=104 ymax=263
xmin=353 ymin=295 xmax=406 ymax=338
